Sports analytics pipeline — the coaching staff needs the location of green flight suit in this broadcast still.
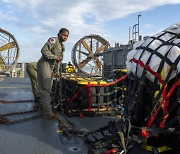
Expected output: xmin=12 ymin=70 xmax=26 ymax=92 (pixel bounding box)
xmin=26 ymin=62 xmax=40 ymax=99
xmin=37 ymin=37 xmax=64 ymax=114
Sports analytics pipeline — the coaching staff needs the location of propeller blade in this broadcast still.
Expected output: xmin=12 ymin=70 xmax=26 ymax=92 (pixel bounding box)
xmin=95 ymin=44 xmax=106 ymax=53
xmin=79 ymin=58 xmax=90 ymax=68
xmin=82 ymin=41 xmax=92 ymax=53
xmin=95 ymin=59 xmax=102 ymax=69
xmin=77 ymin=50 xmax=89 ymax=56
xmin=0 ymin=41 xmax=15 ymax=51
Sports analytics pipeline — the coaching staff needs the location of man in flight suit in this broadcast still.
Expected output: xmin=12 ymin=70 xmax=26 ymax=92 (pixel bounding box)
xmin=37 ymin=28 xmax=69 ymax=120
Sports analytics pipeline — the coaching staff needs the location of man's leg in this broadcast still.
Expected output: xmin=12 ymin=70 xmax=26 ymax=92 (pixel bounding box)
xmin=26 ymin=62 xmax=40 ymax=102
xmin=37 ymin=61 xmax=58 ymax=120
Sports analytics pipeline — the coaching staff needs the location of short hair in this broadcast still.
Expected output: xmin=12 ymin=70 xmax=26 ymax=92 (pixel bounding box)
xmin=59 ymin=28 xmax=69 ymax=34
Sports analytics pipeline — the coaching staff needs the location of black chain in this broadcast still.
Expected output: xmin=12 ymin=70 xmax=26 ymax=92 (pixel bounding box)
xmin=0 ymin=114 xmax=41 ymax=125
xmin=1 ymin=109 xmax=37 ymax=116
xmin=58 ymin=119 xmax=88 ymax=139
xmin=0 ymin=99 xmax=41 ymax=125
xmin=52 ymin=60 xmax=63 ymax=111
xmin=59 ymin=61 xmax=62 ymax=106
xmin=52 ymin=61 xmax=89 ymax=139
xmin=0 ymin=99 xmax=33 ymax=103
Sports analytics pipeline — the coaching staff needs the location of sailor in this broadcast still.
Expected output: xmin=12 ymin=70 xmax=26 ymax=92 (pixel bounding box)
xmin=37 ymin=28 xmax=69 ymax=120
xmin=26 ymin=62 xmax=40 ymax=103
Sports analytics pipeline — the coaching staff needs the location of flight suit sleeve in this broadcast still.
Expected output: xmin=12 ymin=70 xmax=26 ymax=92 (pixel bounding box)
xmin=58 ymin=43 xmax=65 ymax=61
xmin=60 ymin=43 xmax=65 ymax=60
xmin=41 ymin=39 xmax=57 ymax=60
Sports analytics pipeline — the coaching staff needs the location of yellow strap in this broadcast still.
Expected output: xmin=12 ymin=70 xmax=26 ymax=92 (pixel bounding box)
xmin=57 ymin=129 xmax=63 ymax=133
xmin=142 ymin=141 xmax=153 ymax=151
xmin=154 ymin=67 xmax=165 ymax=98
xmin=160 ymin=67 xmax=164 ymax=88
xmin=141 ymin=141 xmax=172 ymax=153
xmin=117 ymin=131 xmax=126 ymax=152
xmin=158 ymin=146 xmax=172 ymax=153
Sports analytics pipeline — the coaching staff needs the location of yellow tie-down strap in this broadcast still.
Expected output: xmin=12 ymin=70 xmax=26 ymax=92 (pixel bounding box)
xmin=77 ymin=80 xmax=107 ymax=85
xmin=63 ymin=74 xmax=127 ymax=87
xmin=141 ymin=141 xmax=172 ymax=153
xmin=64 ymin=76 xmax=107 ymax=86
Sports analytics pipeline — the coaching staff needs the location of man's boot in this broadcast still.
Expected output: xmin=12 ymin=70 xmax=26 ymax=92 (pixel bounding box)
xmin=43 ymin=112 xmax=59 ymax=120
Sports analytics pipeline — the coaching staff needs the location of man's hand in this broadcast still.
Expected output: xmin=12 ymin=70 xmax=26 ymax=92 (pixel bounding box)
xmin=56 ymin=56 xmax=62 ymax=62
xmin=53 ymin=72 xmax=61 ymax=78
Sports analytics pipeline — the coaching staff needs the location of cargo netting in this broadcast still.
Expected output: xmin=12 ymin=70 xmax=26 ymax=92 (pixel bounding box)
xmin=84 ymin=23 xmax=180 ymax=153
xmin=51 ymin=74 xmax=127 ymax=117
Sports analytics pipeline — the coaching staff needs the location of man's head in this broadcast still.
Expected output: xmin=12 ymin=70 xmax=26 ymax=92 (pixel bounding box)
xmin=58 ymin=28 xmax=69 ymax=42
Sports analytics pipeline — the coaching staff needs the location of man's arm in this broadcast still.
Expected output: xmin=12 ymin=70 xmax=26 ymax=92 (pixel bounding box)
xmin=41 ymin=38 xmax=58 ymax=60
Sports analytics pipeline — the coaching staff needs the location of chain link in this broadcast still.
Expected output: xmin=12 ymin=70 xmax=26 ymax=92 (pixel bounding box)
xmin=52 ymin=60 xmax=63 ymax=111
xmin=0 ymin=99 xmax=41 ymax=125
xmin=52 ymin=61 xmax=89 ymax=138
xmin=0 ymin=99 xmax=33 ymax=103
xmin=57 ymin=119 xmax=88 ymax=139
xmin=1 ymin=109 xmax=37 ymax=116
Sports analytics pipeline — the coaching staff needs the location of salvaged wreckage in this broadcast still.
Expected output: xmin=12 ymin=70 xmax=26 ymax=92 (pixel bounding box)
xmin=52 ymin=23 xmax=180 ymax=153
xmin=83 ymin=23 xmax=180 ymax=153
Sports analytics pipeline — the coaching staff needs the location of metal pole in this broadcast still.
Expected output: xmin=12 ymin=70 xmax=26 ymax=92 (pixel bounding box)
xmin=138 ymin=14 xmax=141 ymax=41
xmin=129 ymin=27 xmax=131 ymax=44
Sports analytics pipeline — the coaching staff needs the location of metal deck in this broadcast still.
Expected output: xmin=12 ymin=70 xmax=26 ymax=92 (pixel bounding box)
xmin=0 ymin=77 xmax=151 ymax=154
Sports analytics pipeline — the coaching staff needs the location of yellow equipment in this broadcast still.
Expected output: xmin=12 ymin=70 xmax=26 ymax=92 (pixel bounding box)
xmin=65 ymin=64 xmax=76 ymax=73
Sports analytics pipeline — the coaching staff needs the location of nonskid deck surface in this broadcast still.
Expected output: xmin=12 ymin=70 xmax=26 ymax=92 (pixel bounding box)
xmin=0 ymin=77 xmax=151 ymax=154
xmin=0 ymin=77 xmax=115 ymax=154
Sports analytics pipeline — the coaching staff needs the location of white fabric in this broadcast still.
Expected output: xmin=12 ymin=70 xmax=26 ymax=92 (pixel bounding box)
xmin=126 ymin=23 xmax=180 ymax=83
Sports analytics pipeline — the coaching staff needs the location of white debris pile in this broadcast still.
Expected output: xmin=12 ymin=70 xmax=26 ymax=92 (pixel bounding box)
xmin=126 ymin=23 xmax=180 ymax=83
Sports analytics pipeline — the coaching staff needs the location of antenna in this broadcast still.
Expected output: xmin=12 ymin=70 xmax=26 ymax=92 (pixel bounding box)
xmin=132 ymin=14 xmax=141 ymax=42
xmin=138 ymin=14 xmax=141 ymax=41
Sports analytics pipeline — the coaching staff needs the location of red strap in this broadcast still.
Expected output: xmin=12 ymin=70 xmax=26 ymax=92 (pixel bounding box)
xmin=140 ymin=128 xmax=149 ymax=138
xmin=69 ymin=85 xmax=87 ymax=103
xmin=87 ymin=75 xmax=127 ymax=87
xmin=79 ymin=112 xmax=84 ymax=118
xmin=130 ymin=58 xmax=164 ymax=84
xmin=105 ymin=75 xmax=127 ymax=86
xmin=159 ymin=114 xmax=169 ymax=128
xmin=146 ymin=85 xmax=167 ymax=127
xmin=105 ymin=149 xmax=117 ymax=154
xmin=146 ymin=79 xmax=180 ymax=127
xmin=166 ymin=79 xmax=180 ymax=99
xmin=159 ymin=79 xmax=180 ymax=128
xmin=87 ymin=82 xmax=92 ymax=111
xmin=69 ymin=75 xmax=127 ymax=103
xmin=162 ymin=84 xmax=168 ymax=113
